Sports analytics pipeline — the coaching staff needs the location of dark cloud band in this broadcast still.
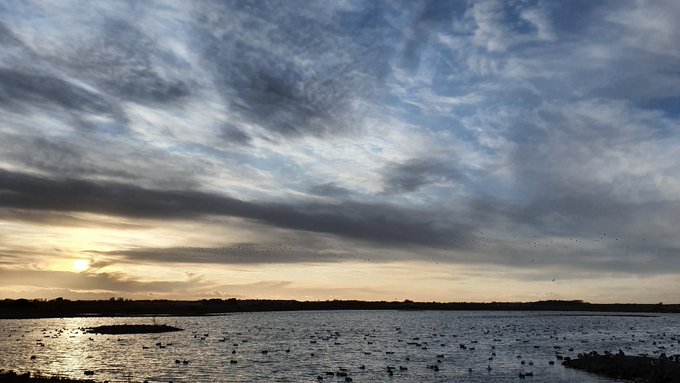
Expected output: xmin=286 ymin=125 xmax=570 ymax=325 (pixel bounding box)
xmin=0 ymin=169 xmax=463 ymax=246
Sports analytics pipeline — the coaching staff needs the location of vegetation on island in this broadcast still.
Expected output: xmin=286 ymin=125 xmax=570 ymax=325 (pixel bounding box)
xmin=85 ymin=324 xmax=182 ymax=334
xmin=563 ymin=351 xmax=680 ymax=383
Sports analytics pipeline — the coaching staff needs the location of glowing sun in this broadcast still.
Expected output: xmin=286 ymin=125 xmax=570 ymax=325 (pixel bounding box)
xmin=73 ymin=260 xmax=90 ymax=272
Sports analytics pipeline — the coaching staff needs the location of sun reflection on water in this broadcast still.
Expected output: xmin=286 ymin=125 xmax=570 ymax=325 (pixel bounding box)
xmin=0 ymin=313 xmax=677 ymax=383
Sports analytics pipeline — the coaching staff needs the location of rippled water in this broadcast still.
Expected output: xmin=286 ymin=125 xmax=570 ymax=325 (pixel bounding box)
xmin=1 ymin=311 xmax=678 ymax=382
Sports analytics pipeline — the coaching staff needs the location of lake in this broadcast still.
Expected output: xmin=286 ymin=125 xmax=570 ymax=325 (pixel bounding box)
xmin=0 ymin=310 xmax=678 ymax=382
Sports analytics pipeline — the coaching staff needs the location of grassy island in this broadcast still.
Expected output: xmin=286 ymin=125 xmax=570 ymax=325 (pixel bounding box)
xmin=85 ymin=324 xmax=182 ymax=334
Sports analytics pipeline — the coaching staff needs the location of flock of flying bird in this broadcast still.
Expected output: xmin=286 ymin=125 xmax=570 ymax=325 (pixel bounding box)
xmin=164 ymin=231 xmax=658 ymax=286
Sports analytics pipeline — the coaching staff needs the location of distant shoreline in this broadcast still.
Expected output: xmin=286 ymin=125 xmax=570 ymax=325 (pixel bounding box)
xmin=0 ymin=299 xmax=678 ymax=319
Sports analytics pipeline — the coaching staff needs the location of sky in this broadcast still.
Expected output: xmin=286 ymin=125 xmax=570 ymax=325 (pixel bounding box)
xmin=1 ymin=0 xmax=679 ymax=303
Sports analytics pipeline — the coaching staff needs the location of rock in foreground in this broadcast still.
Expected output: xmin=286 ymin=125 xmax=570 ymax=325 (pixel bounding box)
xmin=85 ymin=324 xmax=182 ymax=334
xmin=563 ymin=351 xmax=680 ymax=383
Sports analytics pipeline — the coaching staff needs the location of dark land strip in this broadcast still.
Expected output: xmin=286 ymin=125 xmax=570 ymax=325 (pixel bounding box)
xmin=0 ymin=299 xmax=678 ymax=319
xmin=0 ymin=371 xmax=94 ymax=383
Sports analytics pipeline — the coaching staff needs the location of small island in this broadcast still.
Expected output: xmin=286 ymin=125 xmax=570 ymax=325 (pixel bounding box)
xmin=563 ymin=351 xmax=680 ymax=383
xmin=85 ymin=324 xmax=182 ymax=335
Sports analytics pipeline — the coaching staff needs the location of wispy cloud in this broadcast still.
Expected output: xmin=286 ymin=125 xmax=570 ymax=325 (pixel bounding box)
xmin=0 ymin=269 xmax=204 ymax=293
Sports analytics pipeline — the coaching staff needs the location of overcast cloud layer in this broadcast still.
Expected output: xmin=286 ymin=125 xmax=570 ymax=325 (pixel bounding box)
xmin=1 ymin=0 xmax=679 ymax=302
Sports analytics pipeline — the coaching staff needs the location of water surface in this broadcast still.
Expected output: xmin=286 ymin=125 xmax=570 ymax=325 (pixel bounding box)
xmin=1 ymin=310 xmax=677 ymax=382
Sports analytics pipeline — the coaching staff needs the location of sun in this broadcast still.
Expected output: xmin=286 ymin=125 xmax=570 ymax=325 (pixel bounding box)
xmin=73 ymin=259 xmax=90 ymax=272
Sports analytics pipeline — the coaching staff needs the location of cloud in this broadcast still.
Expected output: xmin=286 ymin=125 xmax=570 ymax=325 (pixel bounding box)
xmin=0 ymin=132 xmax=213 ymax=191
xmin=190 ymin=0 xmax=394 ymax=140
xmin=0 ymin=135 xmax=130 ymax=180
xmin=0 ymin=268 xmax=203 ymax=293
xmin=0 ymin=169 xmax=467 ymax=246
xmin=219 ymin=124 xmax=252 ymax=146
xmin=0 ymin=208 xmax=148 ymax=229
xmin=0 ymin=20 xmax=24 ymax=46
xmin=399 ymin=0 xmax=466 ymax=72
xmin=0 ymin=68 xmax=119 ymax=117
xmin=308 ymin=182 xmax=351 ymax=197
xmin=468 ymin=0 xmax=557 ymax=53
xmin=95 ymin=243 xmax=337 ymax=266
xmin=380 ymin=157 xmax=461 ymax=194
xmin=60 ymin=17 xmax=192 ymax=104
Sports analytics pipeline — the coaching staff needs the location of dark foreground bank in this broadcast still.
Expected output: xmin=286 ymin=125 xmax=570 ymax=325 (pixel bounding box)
xmin=563 ymin=352 xmax=680 ymax=383
xmin=1 ymin=298 xmax=678 ymax=319
xmin=0 ymin=371 xmax=94 ymax=383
